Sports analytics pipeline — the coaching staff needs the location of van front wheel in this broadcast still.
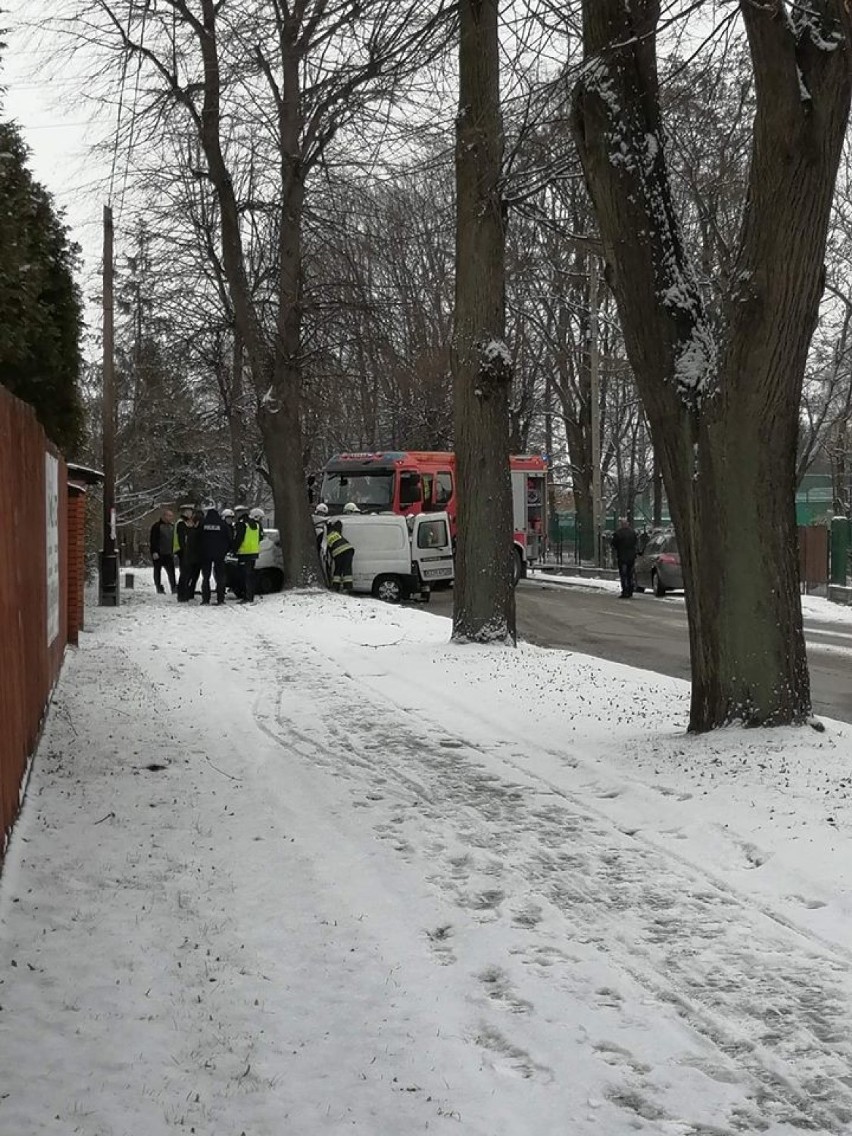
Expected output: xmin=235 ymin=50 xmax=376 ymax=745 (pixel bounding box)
xmin=373 ymin=575 xmax=404 ymax=603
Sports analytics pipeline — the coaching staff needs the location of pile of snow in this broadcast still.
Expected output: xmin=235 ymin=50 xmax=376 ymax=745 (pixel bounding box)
xmin=2 ymin=575 xmax=852 ymax=1134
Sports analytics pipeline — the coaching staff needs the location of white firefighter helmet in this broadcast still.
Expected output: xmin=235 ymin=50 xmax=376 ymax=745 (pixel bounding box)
xmin=249 ymin=507 xmax=265 ymax=521
xmin=315 ymin=502 xmax=329 ymax=515
xmin=221 ymin=508 xmax=235 ymax=519
xmin=343 ymin=501 xmax=360 ymax=513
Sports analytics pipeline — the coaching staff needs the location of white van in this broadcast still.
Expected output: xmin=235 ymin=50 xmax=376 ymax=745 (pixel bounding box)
xmin=317 ymin=512 xmax=454 ymax=602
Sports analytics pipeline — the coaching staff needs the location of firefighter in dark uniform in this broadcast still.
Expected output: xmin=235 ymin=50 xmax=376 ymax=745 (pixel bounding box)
xmin=326 ymin=520 xmax=355 ymax=592
xmin=233 ymin=507 xmax=264 ymax=603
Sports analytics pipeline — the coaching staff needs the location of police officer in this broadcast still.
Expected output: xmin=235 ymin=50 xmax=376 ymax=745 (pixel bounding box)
xmin=326 ymin=518 xmax=355 ymax=592
xmin=233 ymin=507 xmax=264 ymax=603
xmin=249 ymin=507 xmax=265 ymax=542
xmin=199 ymin=503 xmax=232 ymax=605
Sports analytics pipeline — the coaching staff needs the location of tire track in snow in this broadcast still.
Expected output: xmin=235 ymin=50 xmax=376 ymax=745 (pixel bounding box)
xmin=252 ymin=631 xmax=852 ymax=1134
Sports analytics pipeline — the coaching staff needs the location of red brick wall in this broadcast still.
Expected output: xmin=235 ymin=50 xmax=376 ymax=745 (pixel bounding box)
xmin=0 ymin=386 xmax=70 ymax=860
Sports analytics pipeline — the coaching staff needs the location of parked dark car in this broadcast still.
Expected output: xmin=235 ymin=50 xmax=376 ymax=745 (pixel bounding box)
xmin=634 ymin=530 xmax=682 ymax=596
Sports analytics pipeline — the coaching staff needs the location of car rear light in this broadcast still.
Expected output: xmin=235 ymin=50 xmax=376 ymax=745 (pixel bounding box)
xmin=658 ymin=554 xmax=679 ymax=565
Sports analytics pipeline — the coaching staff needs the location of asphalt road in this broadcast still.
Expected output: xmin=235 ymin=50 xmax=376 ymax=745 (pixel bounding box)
xmin=430 ymin=578 xmax=852 ymax=724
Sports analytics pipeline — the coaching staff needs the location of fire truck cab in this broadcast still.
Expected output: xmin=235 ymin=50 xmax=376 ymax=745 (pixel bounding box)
xmin=320 ymin=450 xmax=546 ymax=581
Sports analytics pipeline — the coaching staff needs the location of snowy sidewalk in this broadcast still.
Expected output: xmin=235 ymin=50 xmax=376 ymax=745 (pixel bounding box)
xmin=2 ymin=582 xmax=852 ymax=1134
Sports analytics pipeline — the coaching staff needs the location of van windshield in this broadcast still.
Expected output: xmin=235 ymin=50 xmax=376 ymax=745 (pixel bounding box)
xmin=321 ymin=469 xmax=394 ymax=509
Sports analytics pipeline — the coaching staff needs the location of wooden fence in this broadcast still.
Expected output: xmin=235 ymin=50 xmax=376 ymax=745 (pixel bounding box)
xmin=799 ymin=524 xmax=829 ymax=590
xmin=0 ymin=386 xmax=69 ymax=861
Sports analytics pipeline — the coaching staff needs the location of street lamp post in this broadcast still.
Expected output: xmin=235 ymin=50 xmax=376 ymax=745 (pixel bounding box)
xmin=99 ymin=204 xmax=119 ymax=606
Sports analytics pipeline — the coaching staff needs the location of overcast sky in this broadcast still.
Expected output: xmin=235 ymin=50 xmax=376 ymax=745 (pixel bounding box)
xmin=2 ymin=0 xmax=112 ymax=337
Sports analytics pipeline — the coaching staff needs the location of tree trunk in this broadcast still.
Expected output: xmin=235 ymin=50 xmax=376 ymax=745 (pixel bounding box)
xmin=451 ymin=0 xmax=515 ymax=643
xmin=572 ymin=0 xmax=852 ymax=730
xmin=565 ymin=416 xmax=595 ymax=561
xmin=265 ymin=47 xmax=322 ymax=587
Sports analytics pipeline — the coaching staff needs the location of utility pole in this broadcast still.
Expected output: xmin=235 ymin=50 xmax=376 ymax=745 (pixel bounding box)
xmin=99 ymin=204 xmax=119 ymax=606
xmin=589 ymin=255 xmax=603 ymax=566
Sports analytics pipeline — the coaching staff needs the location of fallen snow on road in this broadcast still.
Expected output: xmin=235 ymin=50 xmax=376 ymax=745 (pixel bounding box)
xmin=3 ymin=579 xmax=852 ymax=1135
xmin=801 ymin=593 xmax=852 ymax=626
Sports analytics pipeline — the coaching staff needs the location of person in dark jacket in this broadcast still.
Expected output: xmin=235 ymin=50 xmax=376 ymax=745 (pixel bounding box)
xmin=149 ymin=508 xmax=176 ymax=593
xmin=611 ymin=516 xmax=638 ymax=599
xmin=178 ymin=511 xmax=204 ymax=602
xmin=173 ymin=503 xmax=194 ymax=598
xmin=199 ymin=505 xmax=232 ymax=605
xmin=326 ymin=520 xmax=355 ymax=592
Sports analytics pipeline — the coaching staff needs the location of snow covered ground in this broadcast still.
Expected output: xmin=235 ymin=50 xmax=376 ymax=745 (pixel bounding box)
xmin=2 ymin=576 xmax=852 ymax=1135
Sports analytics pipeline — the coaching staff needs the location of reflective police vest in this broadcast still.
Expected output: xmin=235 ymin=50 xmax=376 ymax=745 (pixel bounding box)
xmin=237 ymin=519 xmax=261 ymax=555
xmin=173 ymin=518 xmax=186 ymax=554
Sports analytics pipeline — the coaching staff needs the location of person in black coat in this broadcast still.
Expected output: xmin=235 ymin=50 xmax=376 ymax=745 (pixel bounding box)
xmin=149 ymin=508 xmax=176 ymax=594
xmin=173 ymin=503 xmax=194 ymax=599
xmin=199 ymin=505 xmax=232 ymax=605
xmin=610 ymin=517 xmax=638 ymax=599
xmin=178 ymin=511 xmax=204 ymax=602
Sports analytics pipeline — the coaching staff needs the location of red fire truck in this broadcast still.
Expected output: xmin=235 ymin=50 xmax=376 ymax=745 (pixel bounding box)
xmin=319 ymin=451 xmax=547 ymax=580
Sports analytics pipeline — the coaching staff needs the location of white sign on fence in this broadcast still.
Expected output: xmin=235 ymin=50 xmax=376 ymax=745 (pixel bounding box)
xmin=45 ymin=452 xmax=60 ymax=645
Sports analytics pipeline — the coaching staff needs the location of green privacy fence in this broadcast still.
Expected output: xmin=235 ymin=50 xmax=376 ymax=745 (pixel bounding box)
xmin=797 ymin=473 xmax=834 ymax=526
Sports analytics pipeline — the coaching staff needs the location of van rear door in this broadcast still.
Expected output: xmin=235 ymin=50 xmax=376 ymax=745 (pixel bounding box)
xmin=411 ymin=514 xmax=455 ymax=585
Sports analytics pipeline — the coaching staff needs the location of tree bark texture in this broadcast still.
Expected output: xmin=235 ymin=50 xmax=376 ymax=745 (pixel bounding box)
xmin=451 ymin=0 xmax=516 ymax=643
xmin=572 ymin=0 xmax=852 ymax=730
xmin=227 ymin=330 xmax=247 ymax=505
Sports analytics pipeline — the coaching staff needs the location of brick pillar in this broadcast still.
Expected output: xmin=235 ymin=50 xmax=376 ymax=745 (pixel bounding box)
xmin=67 ymin=488 xmax=86 ymax=645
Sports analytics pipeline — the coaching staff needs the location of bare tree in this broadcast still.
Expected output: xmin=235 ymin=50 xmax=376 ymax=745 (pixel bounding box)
xmin=797 ymin=145 xmax=852 ymax=488
xmin=304 ymin=168 xmax=456 ymax=457
xmin=572 ymin=1 xmax=852 ymax=730
xmin=57 ymin=0 xmax=453 ymax=585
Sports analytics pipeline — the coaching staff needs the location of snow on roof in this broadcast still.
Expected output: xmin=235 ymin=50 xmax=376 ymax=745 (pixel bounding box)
xmin=66 ymin=463 xmax=104 ymax=485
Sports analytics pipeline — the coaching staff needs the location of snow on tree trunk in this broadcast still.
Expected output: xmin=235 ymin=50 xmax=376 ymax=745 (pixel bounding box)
xmin=572 ymin=0 xmax=852 ymax=731
xmin=451 ymin=0 xmax=516 ymax=644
